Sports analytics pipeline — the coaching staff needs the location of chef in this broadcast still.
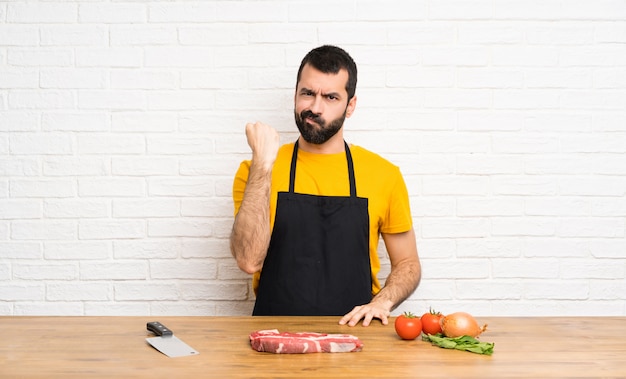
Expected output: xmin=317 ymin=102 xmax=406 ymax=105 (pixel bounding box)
xmin=230 ymin=45 xmax=421 ymax=327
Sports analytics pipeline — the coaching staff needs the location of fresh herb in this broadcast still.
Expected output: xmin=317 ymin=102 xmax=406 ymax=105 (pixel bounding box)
xmin=422 ymin=333 xmax=494 ymax=355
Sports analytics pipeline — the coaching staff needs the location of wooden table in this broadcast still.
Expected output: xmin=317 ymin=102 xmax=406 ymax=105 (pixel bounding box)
xmin=1 ymin=316 xmax=624 ymax=378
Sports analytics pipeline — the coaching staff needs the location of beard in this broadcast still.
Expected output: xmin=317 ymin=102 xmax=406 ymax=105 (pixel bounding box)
xmin=294 ymin=109 xmax=346 ymax=145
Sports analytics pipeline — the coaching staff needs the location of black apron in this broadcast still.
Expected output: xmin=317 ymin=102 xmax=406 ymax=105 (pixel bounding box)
xmin=252 ymin=140 xmax=372 ymax=316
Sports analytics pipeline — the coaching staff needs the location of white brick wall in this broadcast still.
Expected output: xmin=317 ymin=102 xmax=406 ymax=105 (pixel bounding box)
xmin=1 ymin=0 xmax=625 ymax=317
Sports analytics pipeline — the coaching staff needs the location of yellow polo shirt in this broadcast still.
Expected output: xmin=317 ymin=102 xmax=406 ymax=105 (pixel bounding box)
xmin=233 ymin=143 xmax=413 ymax=296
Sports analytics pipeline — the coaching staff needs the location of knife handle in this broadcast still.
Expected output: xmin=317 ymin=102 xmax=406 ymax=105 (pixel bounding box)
xmin=147 ymin=321 xmax=173 ymax=337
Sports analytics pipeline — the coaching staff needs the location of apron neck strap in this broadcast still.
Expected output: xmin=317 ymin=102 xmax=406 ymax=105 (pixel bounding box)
xmin=289 ymin=140 xmax=357 ymax=197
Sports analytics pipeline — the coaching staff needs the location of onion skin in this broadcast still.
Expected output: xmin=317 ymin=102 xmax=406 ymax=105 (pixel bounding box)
xmin=440 ymin=312 xmax=487 ymax=338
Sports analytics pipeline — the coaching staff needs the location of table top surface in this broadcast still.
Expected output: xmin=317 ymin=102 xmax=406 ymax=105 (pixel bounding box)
xmin=1 ymin=316 xmax=625 ymax=378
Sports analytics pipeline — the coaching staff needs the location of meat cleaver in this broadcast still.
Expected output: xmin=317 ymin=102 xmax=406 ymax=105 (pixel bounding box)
xmin=146 ymin=321 xmax=199 ymax=358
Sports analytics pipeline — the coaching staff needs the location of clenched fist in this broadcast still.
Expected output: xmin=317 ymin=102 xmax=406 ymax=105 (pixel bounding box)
xmin=245 ymin=122 xmax=280 ymax=170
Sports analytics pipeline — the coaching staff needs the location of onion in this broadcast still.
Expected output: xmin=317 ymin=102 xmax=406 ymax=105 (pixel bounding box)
xmin=440 ymin=312 xmax=487 ymax=338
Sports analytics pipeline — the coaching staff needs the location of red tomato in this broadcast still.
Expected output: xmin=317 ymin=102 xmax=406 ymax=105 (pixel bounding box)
xmin=421 ymin=308 xmax=444 ymax=335
xmin=394 ymin=312 xmax=422 ymax=340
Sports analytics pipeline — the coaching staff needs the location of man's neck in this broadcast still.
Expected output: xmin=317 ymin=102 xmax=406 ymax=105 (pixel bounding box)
xmin=297 ymin=133 xmax=345 ymax=154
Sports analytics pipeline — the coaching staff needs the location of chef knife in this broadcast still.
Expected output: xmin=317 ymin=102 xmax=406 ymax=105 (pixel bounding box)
xmin=146 ymin=321 xmax=199 ymax=358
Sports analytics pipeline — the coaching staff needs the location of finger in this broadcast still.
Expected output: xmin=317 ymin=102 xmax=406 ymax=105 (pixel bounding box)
xmin=379 ymin=312 xmax=389 ymax=325
xmin=245 ymin=121 xmax=266 ymax=136
xmin=347 ymin=312 xmax=363 ymax=326
xmin=338 ymin=307 xmax=359 ymax=325
xmin=245 ymin=122 xmax=253 ymax=135
xmin=361 ymin=313 xmax=374 ymax=327
xmin=244 ymin=122 xmax=258 ymax=145
xmin=348 ymin=316 xmax=361 ymax=327
xmin=341 ymin=307 xmax=364 ymax=327
xmin=348 ymin=308 xmax=368 ymax=327
xmin=338 ymin=314 xmax=349 ymax=325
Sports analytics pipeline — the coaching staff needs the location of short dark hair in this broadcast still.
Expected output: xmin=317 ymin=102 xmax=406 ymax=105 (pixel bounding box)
xmin=296 ymin=45 xmax=358 ymax=101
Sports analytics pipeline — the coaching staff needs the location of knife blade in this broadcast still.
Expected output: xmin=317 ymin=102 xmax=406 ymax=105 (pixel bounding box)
xmin=146 ymin=321 xmax=199 ymax=358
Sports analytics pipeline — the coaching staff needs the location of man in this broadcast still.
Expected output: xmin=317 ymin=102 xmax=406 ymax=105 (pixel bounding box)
xmin=230 ymin=45 xmax=421 ymax=327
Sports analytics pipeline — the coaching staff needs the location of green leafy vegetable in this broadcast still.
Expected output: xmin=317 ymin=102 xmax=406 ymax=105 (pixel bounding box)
xmin=422 ymin=333 xmax=494 ymax=355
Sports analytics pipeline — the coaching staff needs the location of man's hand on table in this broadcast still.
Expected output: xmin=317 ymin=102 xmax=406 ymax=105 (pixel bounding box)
xmin=339 ymin=301 xmax=393 ymax=327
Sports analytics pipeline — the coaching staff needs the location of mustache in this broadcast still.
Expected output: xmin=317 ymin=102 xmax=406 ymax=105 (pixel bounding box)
xmin=300 ymin=110 xmax=324 ymax=125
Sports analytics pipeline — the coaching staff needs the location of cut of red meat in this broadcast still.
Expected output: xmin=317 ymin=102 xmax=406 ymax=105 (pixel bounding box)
xmin=249 ymin=329 xmax=363 ymax=354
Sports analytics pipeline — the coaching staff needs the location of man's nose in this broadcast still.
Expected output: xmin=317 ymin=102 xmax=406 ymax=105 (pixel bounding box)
xmin=309 ymin=95 xmax=323 ymax=115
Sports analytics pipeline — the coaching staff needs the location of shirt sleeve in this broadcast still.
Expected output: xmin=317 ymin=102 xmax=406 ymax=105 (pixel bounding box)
xmin=232 ymin=160 xmax=251 ymax=216
xmin=380 ymin=168 xmax=413 ymax=234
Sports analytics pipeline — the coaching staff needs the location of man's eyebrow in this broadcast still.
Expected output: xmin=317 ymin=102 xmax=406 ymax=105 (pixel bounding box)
xmin=323 ymin=91 xmax=342 ymax=98
xmin=298 ymin=87 xmax=342 ymax=99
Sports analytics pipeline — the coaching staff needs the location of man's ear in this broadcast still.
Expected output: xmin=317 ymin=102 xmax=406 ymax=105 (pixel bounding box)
xmin=346 ymin=95 xmax=357 ymax=118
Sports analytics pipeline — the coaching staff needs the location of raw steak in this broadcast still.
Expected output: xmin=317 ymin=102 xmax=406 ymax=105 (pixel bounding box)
xmin=249 ymin=329 xmax=363 ymax=354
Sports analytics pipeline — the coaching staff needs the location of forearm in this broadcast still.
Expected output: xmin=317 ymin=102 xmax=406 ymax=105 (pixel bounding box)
xmin=372 ymin=258 xmax=421 ymax=312
xmin=230 ymin=161 xmax=273 ymax=274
